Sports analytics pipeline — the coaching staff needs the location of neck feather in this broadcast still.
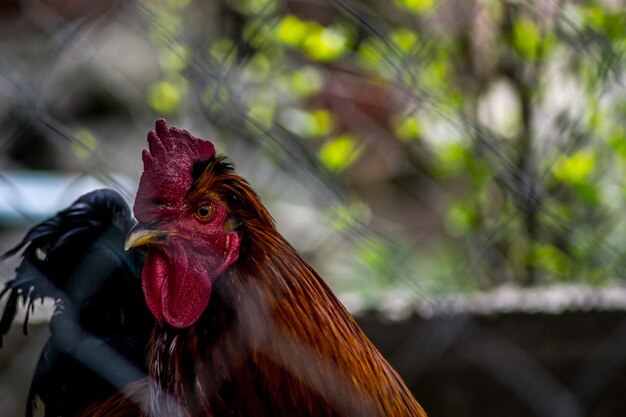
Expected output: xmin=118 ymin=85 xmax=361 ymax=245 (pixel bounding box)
xmin=147 ymin=226 xmax=425 ymax=417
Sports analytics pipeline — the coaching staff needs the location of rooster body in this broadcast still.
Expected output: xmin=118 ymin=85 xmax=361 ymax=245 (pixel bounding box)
xmin=0 ymin=189 xmax=153 ymax=417
xmin=2 ymin=120 xmax=426 ymax=417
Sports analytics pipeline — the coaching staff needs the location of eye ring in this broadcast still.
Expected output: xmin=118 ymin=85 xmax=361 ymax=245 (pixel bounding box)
xmin=195 ymin=204 xmax=214 ymax=220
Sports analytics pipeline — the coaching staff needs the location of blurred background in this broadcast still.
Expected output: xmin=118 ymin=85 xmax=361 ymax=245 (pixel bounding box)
xmin=0 ymin=0 xmax=625 ymax=416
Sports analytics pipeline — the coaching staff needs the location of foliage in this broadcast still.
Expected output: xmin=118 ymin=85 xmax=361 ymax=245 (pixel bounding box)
xmin=3 ymin=0 xmax=625 ymax=301
xmin=139 ymin=0 xmax=626 ymax=296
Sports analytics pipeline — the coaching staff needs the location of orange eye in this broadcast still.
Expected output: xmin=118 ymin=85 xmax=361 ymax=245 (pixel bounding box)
xmin=195 ymin=205 xmax=213 ymax=220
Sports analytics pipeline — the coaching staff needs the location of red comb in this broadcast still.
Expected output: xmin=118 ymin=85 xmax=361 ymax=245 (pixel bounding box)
xmin=142 ymin=119 xmax=215 ymax=165
xmin=134 ymin=119 xmax=216 ymax=223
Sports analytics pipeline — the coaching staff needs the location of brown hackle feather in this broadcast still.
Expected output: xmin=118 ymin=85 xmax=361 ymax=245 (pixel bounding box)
xmin=85 ymin=156 xmax=427 ymax=417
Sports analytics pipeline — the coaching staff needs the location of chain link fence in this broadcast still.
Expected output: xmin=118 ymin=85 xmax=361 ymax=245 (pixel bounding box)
xmin=1 ymin=0 xmax=625 ymax=416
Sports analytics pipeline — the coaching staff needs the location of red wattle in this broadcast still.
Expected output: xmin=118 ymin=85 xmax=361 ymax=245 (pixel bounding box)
xmin=142 ymin=248 xmax=212 ymax=329
xmin=141 ymin=250 xmax=167 ymax=325
xmin=162 ymin=253 xmax=212 ymax=329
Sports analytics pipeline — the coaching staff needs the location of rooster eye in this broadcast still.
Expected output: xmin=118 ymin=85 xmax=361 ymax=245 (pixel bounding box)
xmin=195 ymin=205 xmax=213 ymax=220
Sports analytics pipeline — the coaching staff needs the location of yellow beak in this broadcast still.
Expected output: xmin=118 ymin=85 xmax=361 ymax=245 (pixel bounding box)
xmin=124 ymin=223 xmax=172 ymax=251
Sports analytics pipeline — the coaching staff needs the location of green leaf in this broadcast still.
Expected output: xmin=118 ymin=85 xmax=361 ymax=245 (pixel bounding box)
xmin=310 ymin=109 xmax=335 ymax=136
xmin=208 ymin=38 xmax=236 ymax=67
xmin=280 ymin=108 xmax=334 ymax=137
xmin=602 ymin=11 xmax=626 ymax=41
xmin=149 ymin=9 xmax=183 ymax=40
xmin=434 ymin=143 xmax=469 ymax=177
xmin=274 ymin=15 xmax=310 ymax=46
xmin=512 ymin=18 xmax=547 ymax=60
xmin=158 ymin=43 xmax=190 ymax=73
xmin=242 ymin=53 xmax=272 ymax=82
xmin=583 ymin=8 xmax=626 ymax=42
xmin=302 ymin=24 xmax=349 ymax=62
xmin=231 ymin=0 xmax=277 ymax=16
xmin=392 ymin=114 xmax=422 ymax=141
xmin=573 ymin=182 xmax=599 ymax=204
xmin=203 ymin=83 xmax=229 ymax=110
xmin=553 ymin=149 xmax=595 ymax=184
xmin=246 ymin=89 xmax=277 ymax=129
xmin=291 ymin=66 xmax=324 ymax=97
xmin=357 ymin=37 xmax=386 ymax=73
xmin=247 ymin=105 xmax=275 ymax=130
xmin=357 ymin=239 xmax=392 ymax=273
xmin=326 ymin=203 xmax=359 ymax=232
xmin=394 ymin=0 xmax=436 ymax=13
xmin=71 ymin=129 xmax=98 ymax=160
xmin=148 ymin=80 xmax=184 ymax=114
xmin=609 ymin=132 xmax=626 ymax=160
xmin=445 ymin=202 xmax=477 ymax=236
xmin=581 ymin=5 xmax=607 ymax=31
xmin=391 ymin=27 xmax=419 ymax=53
xmin=242 ymin=19 xmax=272 ymax=48
xmin=319 ymin=134 xmax=361 ymax=172
xmin=531 ymin=244 xmax=570 ymax=276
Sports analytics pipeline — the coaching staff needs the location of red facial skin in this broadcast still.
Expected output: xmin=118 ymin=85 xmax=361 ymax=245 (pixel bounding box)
xmin=140 ymin=202 xmax=240 ymax=328
xmin=133 ymin=119 xmax=240 ymax=329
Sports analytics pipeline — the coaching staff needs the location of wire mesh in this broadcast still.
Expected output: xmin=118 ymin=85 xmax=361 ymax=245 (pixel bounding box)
xmin=1 ymin=0 xmax=626 ymax=416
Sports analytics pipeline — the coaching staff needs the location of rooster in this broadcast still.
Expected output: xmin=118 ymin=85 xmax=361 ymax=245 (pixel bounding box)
xmin=2 ymin=119 xmax=426 ymax=417
xmin=0 ymin=189 xmax=154 ymax=417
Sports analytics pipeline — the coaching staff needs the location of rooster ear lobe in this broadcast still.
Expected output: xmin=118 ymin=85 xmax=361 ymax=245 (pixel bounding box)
xmin=223 ymin=231 xmax=240 ymax=269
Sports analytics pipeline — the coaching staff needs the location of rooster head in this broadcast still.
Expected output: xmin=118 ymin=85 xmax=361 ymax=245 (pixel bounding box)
xmin=126 ymin=119 xmax=241 ymax=329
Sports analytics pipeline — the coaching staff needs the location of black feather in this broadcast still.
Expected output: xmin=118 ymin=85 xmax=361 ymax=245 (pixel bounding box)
xmin=0 ymin=291 xmax=18 ymax=347
xmin=0 ymin=188 xmax=153 ymax=417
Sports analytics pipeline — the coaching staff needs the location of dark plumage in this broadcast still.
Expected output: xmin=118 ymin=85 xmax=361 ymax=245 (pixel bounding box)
xmin=0 ymin=189 xmax=154 ymax=417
